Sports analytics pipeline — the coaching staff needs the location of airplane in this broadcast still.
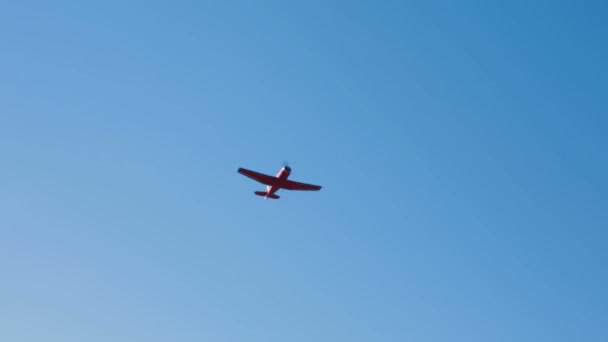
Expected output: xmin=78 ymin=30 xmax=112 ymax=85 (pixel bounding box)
xmin=237 ymin=165 xmax=322 ymax=199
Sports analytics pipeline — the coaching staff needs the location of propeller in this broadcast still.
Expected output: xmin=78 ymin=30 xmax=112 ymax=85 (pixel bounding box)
xmin=282 ymin=160 xmax=290 ymax=167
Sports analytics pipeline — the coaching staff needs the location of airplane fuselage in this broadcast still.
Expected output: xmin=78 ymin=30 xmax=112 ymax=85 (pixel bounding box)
xmin=265 ymin=166 xmax=291 ymax=196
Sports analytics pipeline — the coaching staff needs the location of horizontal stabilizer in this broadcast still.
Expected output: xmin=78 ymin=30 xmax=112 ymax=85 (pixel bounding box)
xmin=254 ymin=191 xmax=279 ymax=199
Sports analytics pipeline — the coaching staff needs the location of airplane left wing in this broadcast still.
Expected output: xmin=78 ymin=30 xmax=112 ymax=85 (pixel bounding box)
xmin=282 ymin=179 xmax=322 ymax=191
xmin=238 ymin=168 xmax=278 ymax=186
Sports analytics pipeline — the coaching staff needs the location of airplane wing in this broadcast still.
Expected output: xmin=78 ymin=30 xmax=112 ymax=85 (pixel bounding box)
xmin=238 ymin=168 xmax=278 ymax=186
xmin=282 ymin=179 xmax=322 ymax=191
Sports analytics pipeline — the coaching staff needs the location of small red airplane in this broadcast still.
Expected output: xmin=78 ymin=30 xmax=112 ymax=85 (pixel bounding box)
xmin=238 ymin=165 xmax=322 ymax=199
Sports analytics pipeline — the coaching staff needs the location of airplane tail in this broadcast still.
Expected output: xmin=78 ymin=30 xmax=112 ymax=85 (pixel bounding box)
xmin=254 ymin=191 xmax=279 ymax=199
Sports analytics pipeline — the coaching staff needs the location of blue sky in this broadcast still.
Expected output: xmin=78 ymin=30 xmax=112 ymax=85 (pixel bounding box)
xmin=2 ymin=1 xmax=607 ymax=341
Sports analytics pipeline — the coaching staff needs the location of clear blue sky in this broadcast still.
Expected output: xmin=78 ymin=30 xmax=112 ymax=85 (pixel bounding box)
xmin=2 ymin=1 xmax=607 ymax=341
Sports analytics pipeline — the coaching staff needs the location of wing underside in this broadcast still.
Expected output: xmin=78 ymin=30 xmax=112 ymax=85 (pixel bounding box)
xmin=237 ymin=168 xmax=278 ymax=186
xmin=282 ymin=180 xmax=322 ymax=191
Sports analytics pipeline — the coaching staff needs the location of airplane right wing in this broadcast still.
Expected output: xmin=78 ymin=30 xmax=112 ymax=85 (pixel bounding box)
xmin=238 ymin=168 xmax=278 ymax=186
xmin=282 ymin=179 xmax=322 ymax=191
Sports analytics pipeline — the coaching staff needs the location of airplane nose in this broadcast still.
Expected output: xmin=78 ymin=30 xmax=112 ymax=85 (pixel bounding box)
xmin=284 ymin=166 xmax=291 ymax=172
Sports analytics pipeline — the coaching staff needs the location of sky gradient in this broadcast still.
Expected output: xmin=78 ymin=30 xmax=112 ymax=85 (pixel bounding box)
xmin=2 ymin=1 xmax=607 ymax=341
